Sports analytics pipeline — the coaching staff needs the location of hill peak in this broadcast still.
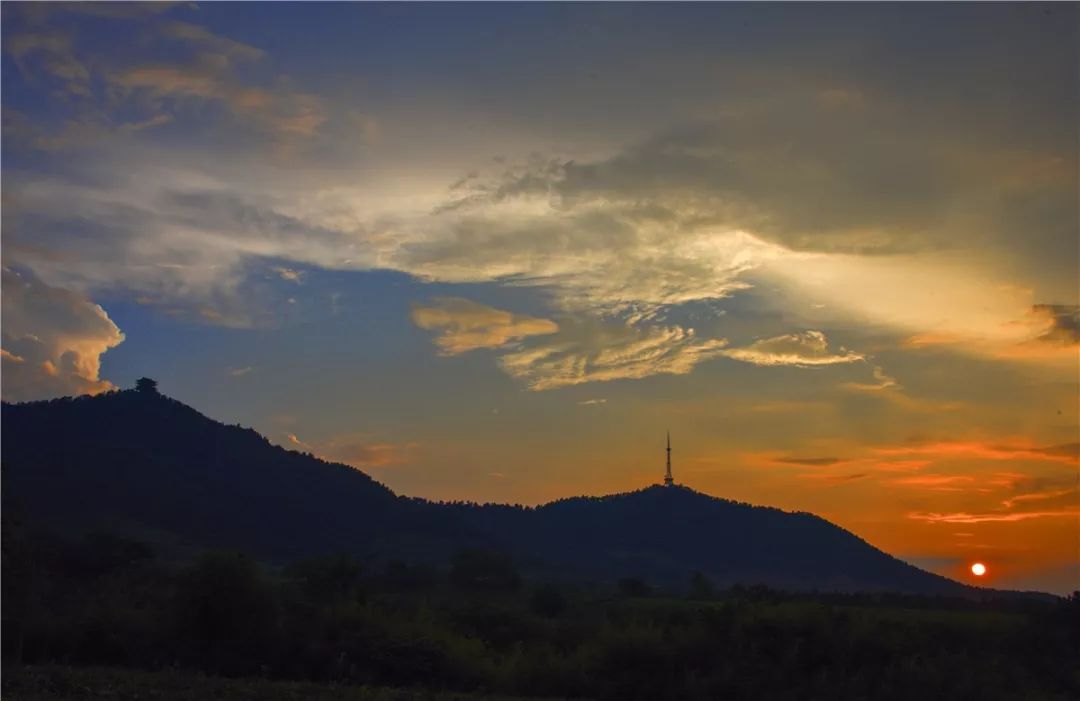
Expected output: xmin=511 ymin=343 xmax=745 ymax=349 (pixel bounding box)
xmin=3 ymin=387 xmax=984 ymax=596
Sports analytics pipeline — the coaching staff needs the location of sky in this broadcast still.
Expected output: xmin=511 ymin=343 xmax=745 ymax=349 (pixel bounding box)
xmin=2 ymin=2 xmax=1077 ymax=594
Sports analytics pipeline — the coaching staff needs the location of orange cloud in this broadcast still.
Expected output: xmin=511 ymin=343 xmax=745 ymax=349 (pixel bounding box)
xmin=286 ymin=432 xmax=416 ymax=469
xmin=876 ymin=441 xmax=1079 ymax=464
xmin=1 ymin=267 xmax=123 ymax=401
xmin=868 ymin=459 xmax=932 ymax=473
xmin=906 ymin=305 xmax=1080 ymax=364
xmin=411 ymin=297 xmax=559 ymax=355
xmin=1002 ymin=487 xmax=1077 ymax=509
xmin=721 ymin=331 xmax=863 ymax=367
xmin=890 ymin=475 xmax=975 ymax=491
xmin=908 ymin=508 xmax=1080 ymax=524
xmin=797 ymin=472 xmax=868 ymax=484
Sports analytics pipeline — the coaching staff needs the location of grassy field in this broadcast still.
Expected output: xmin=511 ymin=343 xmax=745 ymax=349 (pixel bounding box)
xmin=1 ymin=665 xmax=562 ymax=701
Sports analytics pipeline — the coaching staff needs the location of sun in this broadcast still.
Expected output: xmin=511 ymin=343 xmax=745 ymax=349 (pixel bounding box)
xmin=970 ymin=562 xmax=987 ymax=576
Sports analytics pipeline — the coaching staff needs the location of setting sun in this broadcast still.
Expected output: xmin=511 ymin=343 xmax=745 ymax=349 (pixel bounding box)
xmin=971 ymin=563 xmax=987 ymax=577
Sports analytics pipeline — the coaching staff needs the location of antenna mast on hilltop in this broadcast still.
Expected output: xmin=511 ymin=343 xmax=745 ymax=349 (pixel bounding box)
xmin=664 ymin=431 xmax=674 ymax=486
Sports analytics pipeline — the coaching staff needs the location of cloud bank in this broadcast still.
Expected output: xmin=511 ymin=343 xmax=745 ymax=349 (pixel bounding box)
xmin=1 ymin=267 xmax=124 ymax=401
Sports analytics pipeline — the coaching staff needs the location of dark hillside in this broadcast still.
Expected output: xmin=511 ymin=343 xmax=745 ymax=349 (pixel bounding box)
xmin=3 ymin=389 xmax=459 ymax=561
xmin=518 ymin=486 xmax=964 ymax=593
xmin=3 ymin=388 xmax=990 ymax=596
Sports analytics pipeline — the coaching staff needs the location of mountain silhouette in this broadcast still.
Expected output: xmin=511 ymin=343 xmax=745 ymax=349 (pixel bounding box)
xmin=3 ymin=387 xmax=978 ymax=595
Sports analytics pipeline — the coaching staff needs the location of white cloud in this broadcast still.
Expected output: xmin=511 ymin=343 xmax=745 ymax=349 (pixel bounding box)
xmin=721 ymin=331 xmax=863 ymax=367
xmin=1 ymin=267 xmax=124 ymax=401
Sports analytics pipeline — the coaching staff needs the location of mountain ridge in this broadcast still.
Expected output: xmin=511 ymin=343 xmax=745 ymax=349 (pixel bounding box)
xmin=0 ymin=387 xmax=1030 ymax=597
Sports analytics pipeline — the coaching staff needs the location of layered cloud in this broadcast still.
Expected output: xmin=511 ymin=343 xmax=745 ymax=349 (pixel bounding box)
xmin=1 ymin=266 xmax=124 ymax=401
xmin=411 ymin=297 xmax=558 ymax=354
xmin=5 ymin=7 xmax=1074 ymax=354
xmin=1 ymin=3 xmax=1076 ymax=403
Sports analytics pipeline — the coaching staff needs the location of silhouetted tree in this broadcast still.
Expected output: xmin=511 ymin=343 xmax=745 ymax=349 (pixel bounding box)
xmin=450 ymin=548 xmax=521 ymax=591
xmin=284 ymin=554 xmax=364 ymax=604
xmin=135 ymin=377 xmax=159 ymax=394
xmin=618 ymin=577 xmax=651 ymax=598
xmin=688 ymin=570 xmax=715 ymax=600
xmin=173 ymin=551 xmax=276 ymax=674
xmin=382 ymin=559 xmax=437 ymax=590
xmin=531 ymin=583 xmax=568 ymax=617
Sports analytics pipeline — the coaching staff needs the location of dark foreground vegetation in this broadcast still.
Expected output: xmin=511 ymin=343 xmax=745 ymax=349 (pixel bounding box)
xmin=4 ymin=526 xmax=1078 ymax=701
xmin=1 ymin=665 xmax=549 ymax=701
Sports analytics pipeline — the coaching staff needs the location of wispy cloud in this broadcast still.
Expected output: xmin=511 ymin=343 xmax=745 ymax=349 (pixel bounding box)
xmin=774 ymin=456 xmax=846 ymax=467
xmin=877 ymin=441 xmax=1079 ymax=465
xmin=322 ymin=434 xmax=417 ymax=469
xmin=842 ymin=365 xmax=900 ymax=392
xmin=1001 ymin=487 xmax=1077 ymax=509
xmin=497 ymin=320 xmax=729 ymax=391
xmin=908 ymin=508 xmax=1080 ymax=524
xmin=797 ymin=472 xmax=868 ymax=484
xmin=285 ymin=432 xmax=315 ymax=452
xmin=110 ymin=62 xmax=325 ymax=139
xmin=411 ymin=297 xmax=558 ymax=355
xmin=286 ymin=431 xmax=416 ymax=469
xmin=158 ymin=19 xmax=266 ymax=64
xmin=6 ymin=29 xmax=90 ymax=96
xmin=721 ymin=331 xmax=864 ymax=367
xmin=890 ymin=475 xmax=976 ymax=491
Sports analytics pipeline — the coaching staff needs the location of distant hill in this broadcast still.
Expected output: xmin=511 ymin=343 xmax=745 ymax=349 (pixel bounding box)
xmin=3 ymin=387 xmax=982 ymax=596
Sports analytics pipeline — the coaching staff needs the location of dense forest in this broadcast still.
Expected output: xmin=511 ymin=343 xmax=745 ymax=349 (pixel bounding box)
xmin=3 ymin=523 xmax=1078 ymax=701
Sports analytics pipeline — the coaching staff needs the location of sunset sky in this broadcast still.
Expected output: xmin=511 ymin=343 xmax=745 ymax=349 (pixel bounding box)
xmin=2 ymin=3 xmax=1077 ymax=593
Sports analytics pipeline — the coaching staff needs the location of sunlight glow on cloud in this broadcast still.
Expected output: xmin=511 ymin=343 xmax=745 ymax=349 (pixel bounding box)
xmin=497 ymin=321 xmax=729 ymax=390
xmin=411 ymin=298 xmax=559 ymax=355
xmin=1 ymin=267 xmax=124 ymax=401
xmin=287 ymin=431 xmax=416 ymax=470
xmin=908 ymin=508 xmax=1080 ymax=524
xmin=876 ymin=441 xmax=1079 ymax=465
xmin=720 ymin=331 xmax=863 ymax=367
